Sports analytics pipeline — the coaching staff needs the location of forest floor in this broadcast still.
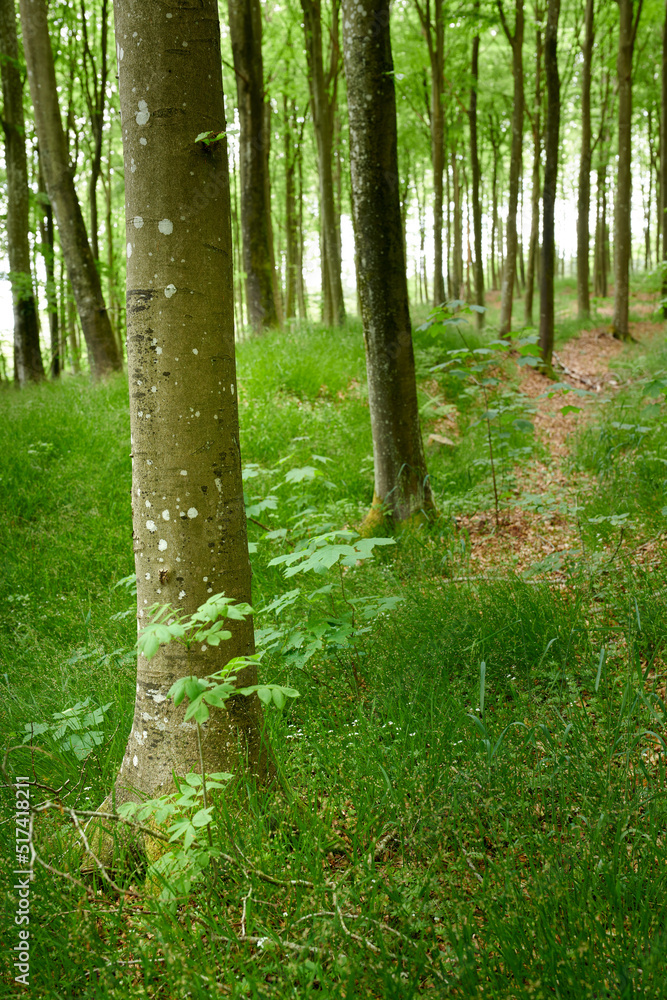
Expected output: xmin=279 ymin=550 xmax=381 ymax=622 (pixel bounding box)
xmin=1 ymin=277 xmax=667 ymax=999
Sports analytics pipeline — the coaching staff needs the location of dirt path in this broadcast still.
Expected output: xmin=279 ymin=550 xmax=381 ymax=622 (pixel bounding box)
xmin=449 ymin=324 xmax=660 ymax=580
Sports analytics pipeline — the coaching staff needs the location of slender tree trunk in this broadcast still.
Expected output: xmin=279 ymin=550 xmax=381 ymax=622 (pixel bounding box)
xmin=525 ymin=11 xmax=542 ymax=326
xmin=662 ymin=0 xmax=667 ymax=313
xmin=469 ymin=24 xmax=485 ymax=325
xmin=451 ymin=142 xmax=463 ymax=299
xmin=104 ymin=0 xmax=268 ymax=845
xmin=342 ymin=0 xmax=432 ymax=524
xmin=19 ymin=0 xmax=120 ymax=376
xmin=228 ymin=0 xmax=279 ymax=331
xmin=301 ymin=0 xmax=345 ymax=326
xmin=612 ymin=0 xmax=643 ymax=340
xmin=37 ymin=161 xmax=59 ymax=377
xmin=284 ymin=96 xmax=297 ymax=321
xmin=577 ymin=0 xmax=594 ymax=319
xmin=539 ymin=0 xmax=560 ymax=368
xmin=497 ymin=0 xmax=524 ymax=336
xmin=0 ymin=0 xmax=44 ymax=383
xmin=80 ymin=0 xmax=108 ymax=262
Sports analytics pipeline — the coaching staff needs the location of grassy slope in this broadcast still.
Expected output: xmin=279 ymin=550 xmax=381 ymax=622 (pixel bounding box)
xmin=0 ymin=283 xmax=666 ymax=998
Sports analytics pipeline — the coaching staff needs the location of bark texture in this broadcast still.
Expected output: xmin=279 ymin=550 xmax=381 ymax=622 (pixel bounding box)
xmin=497 ymin=0 xmax=524 ymax=336
xmin=612 ymin=0 xmax=643 ymax=340
xmin=0 ymin=0 xmax=44 ymax=383
xmin=111 ymin=0 xmax=267 ymax=814
xmin=342 ymin=0 xmax=432 ymax=522
xmin=227 ymin=0 xmax=279 ymax=331
xmin=469 ymin=25 xmax=485 ymax=326
xmin=539 ymin=0 xmax=560 ymax=369
xmin=19 ymin=0 xmax=121 ymax=377
xmin=576 ymin=0 xmax=594 ymax=319
xmin=301 ymin=0 xmax=346 ymax=326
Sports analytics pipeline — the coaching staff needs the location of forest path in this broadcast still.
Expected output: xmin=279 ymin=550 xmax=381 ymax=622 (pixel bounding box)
xmin=449 ymin=323 xmax=660 ymax=580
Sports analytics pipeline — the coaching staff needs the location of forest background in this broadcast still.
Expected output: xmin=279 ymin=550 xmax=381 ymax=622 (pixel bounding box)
xmin=2 ymin=0 xmax=667 ymax=998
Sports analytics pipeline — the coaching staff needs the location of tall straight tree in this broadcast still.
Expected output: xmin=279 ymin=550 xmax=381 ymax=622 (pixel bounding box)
xmin=496 ymin=0 xmax=524 ymax=336
xmin=539 ymin=0 xmax=560 ymax=368
xmin=612 ymin=0 xmax=643 ymax=340
xmin=576 ymin=0 xmax=594 ymax=319
xmin=414 ymin=0 xmax=446 ymax=306
xmin=662 ymin=0 xmax=667 ymax=315
xmin=228 ymin=0 xmax=279 ymax=331
xmin=107 ymin=0 xmax=268 ymax=822
xmin=301 ymin=0 xmax=346 ymax=326
xmin=524 ymin=0 xmax=543 ymax=326
xmin=469 ymin=5 xmax=485 ymax=327
xmin=342 ymin=0 xmax=432 ymax=523
xmin=19 ymin=0 xmax=121 ymax=377
xmin=0 ymin=0 xmax=44 ymax=383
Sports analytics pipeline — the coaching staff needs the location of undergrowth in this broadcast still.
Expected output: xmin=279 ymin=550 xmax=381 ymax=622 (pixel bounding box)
xmin=1 ymin=296 xmax=667 ymax=998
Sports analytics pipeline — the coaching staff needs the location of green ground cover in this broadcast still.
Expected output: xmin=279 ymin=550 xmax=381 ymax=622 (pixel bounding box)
xmin=1 ymin=285 xmax=666 ymax=998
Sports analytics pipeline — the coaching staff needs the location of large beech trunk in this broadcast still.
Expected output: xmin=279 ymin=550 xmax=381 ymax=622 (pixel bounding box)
xmin=497 ymin=0 xmax=524 ymax=336
xmin=110 ymin=0 xmax=268 ymax=820
xmin=228 ymin=0 xmax=279 ymax=331
xmin=612 ymin=0 xmax=643 ymax=340
xmin=301 ymin=0 xmax=346 ymax=326
xmin=0 ymin=0 xmax=44 ymax=384
xmin=342 ymin=0 xmax=432 ymax=523
xmin=539 ymin=0 xmax=560 ymax=368
xmin=19 ymin=0 xmax=121 ymax=377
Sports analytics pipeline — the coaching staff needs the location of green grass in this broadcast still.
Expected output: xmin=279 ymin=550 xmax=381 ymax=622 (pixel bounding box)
xmin=1 ymin=294 xmax=667 ymax=998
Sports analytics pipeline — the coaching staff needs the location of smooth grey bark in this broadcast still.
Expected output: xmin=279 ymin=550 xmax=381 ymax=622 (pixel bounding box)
xmin=497 ymin=0 xmax=524 ymax=336
xmin=19 ymin=0 xmax=121 ymax=377
xmin=0 ymin=0 xmax=44 ymax=383
xmin=228 ymin=0 xmax=279 ymax=331
xmin=539 ymin=0 xmax=560 ymax=369
xmin=576 ymin=0 xmax=594 ymax=319
xmin=469 ymin=22 xmax=485 ymax=326
xmin=107 ymin=0 xmax=268 ymax=826
xmin=342 ymin=0 xmax=432 ymax=523
xmin=612 ymin=0 xmax=643 ymax=340
xmin=301 ymin=0 xmax=346 ymax=326
xmin=524 ymin=4 xmax=543 ymax=326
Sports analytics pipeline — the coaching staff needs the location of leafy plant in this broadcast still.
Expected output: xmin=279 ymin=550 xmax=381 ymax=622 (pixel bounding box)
xmin=19 ymin=698 xmax=112 ymax=760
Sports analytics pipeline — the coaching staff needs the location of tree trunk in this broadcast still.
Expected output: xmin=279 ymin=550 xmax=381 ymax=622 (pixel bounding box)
xmin=301 ymin=0 xmax=346 ymax=326
xmin=37 ymin=160 xmax=59 ymax=377
xmin=539 ymin=0 xmax=560 ymax=369
xmin=612 ymin=0 xmax=643 ymax=340
xmin=525 ymin=8 xmax=543 ymax=325
xmin=451 ymin=142 xmax=463 ymax=299
xmin=662 ymin=0 xmax=667 ymax=314
xmin=80 ymin=0 xmax=108 ymax=262
xmin=228 ymin=0 xmax=279 ymax=331
xmin=577 ymin=0 xmax=594 ymax=319
xmin=0 ymin=0 xmax=44 ymax=384
xmin=497 ymin=0 xmax=524 ymax=336
xmin=469 ymin=25 xmax=485 ymax=325
xmin=19 ymin=0 xmax=120 ymax=377
xmin=283 ymin=96 xmax=298 ymax=321
xmin=107 ymin=0 xmax=268 ymax=833
xmin=343 ymin=0 xmax=432 ymax=524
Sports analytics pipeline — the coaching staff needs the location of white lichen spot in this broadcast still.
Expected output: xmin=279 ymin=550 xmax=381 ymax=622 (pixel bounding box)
xmin=195 ymin=411 xmax=200 ymax=417
xmin=149 ymin=691 xmax=167 ymax=704
xmin=192 ymin=348 xmax=198 ymax=355
xmin=158 ymin=539 xmax=168 ymax=551
xmin=203 ymin=576 xmax=208 ymax=582
xmin=158 ymin=219 xmax=174 ymax=235
xmin=201 ymin=645 xmax=207 ymax=652
xmin=161 ymin=510 xmax=170 ymax=522
xmin=140 ymin=136 xmax=147 ymax=146
xmin=143 ymin=730 xmax=148 ymax=739
xmin=133 ymin=755 xmax=138 ymax=767
xmin=207 ymin=587 xmax=213 ymax=593
xmin=146 ymin=520 xmax=157 ymax=532
xmin=145 ymin=500 xmax=151 ymax=508
xmin=126 ymin=242 xmax=132 ymax=258
xmin=166 ymin=10 xmax=172 ymax=16
xmin=156 ymin=346 xmax=163 ymax=355
xmin=145 ymin=572 xmax=151 ymax=580
xmin=151 ymin=386 xmax=157 ymax=393
xmin=133 ymin=216 xmax=143 ymax=228
xmin=187 ymin=508 xmax=198 ymax=519
xmin=231 ymin=384 xmax=235 ymax=395
xmin=135 ymin=100 xmax=150 ymax=126
xmin=180 ymin=469 xmax=188 ymax=476
xmin=165 ymin=284 xmax=177 ymax=298
xmin=215 ymin=478 xmax=222 ymax=493
xmin=179 ymin=590 xmax=186 ymax=598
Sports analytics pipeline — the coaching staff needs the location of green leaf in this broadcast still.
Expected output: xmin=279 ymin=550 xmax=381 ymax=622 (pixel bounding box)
xmin=192 ymin=808 xmax=213 ymax=828
xmin=195 ymin=130 xmax=213 ymax=143
xmin=272 ymin=688 xmax=286 ymax=709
